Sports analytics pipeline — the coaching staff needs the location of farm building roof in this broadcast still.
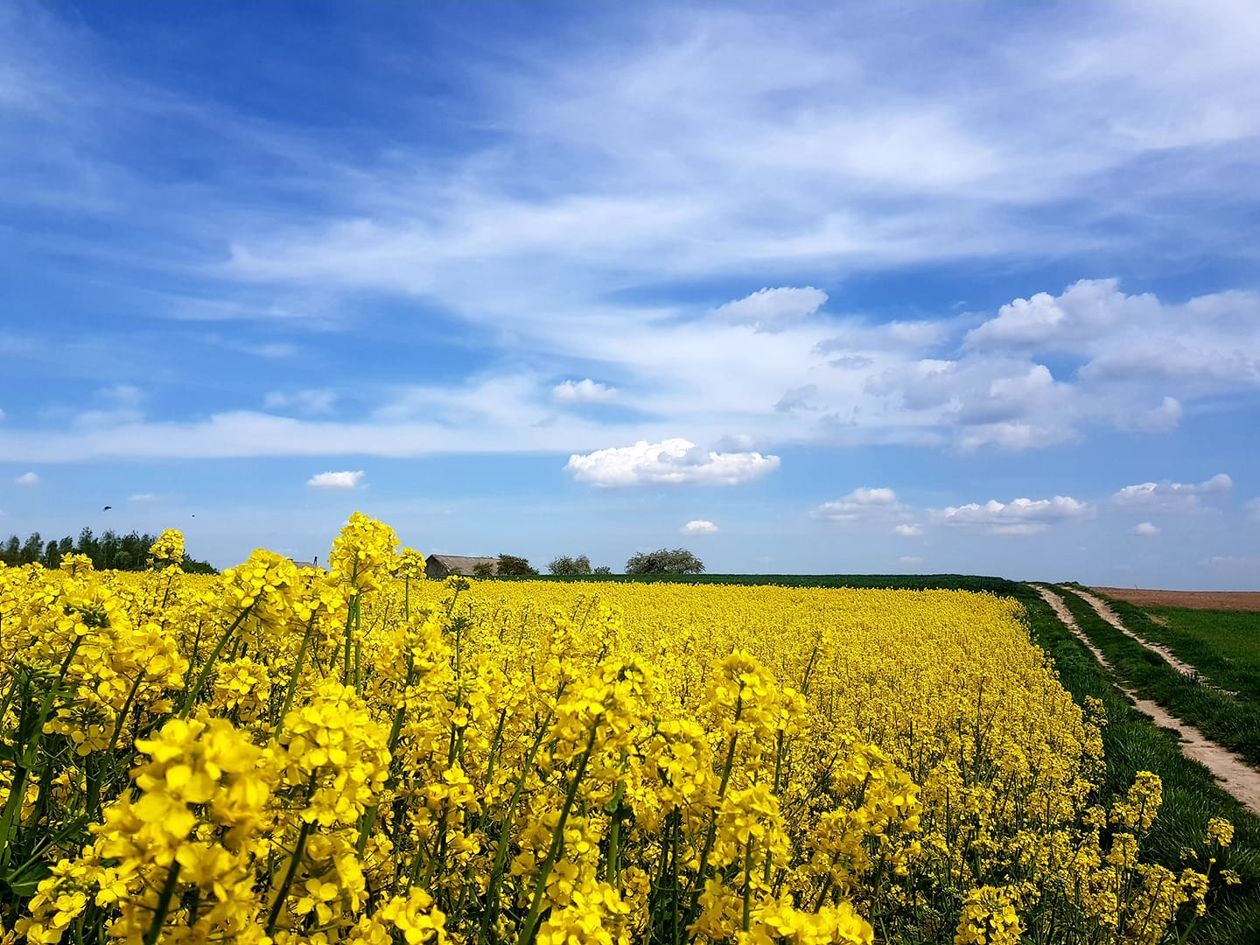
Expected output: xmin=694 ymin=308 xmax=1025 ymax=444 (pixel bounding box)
xmin=426 ymin=554 xmax=499 ymax=576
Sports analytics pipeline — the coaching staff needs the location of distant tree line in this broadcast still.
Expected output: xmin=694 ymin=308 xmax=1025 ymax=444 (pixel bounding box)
xmin=460 ymin=547 xmax=706 ymax=579
xmin=0 ymin=527 xmax=217 ymax=573
xmin=542 ymin=548 xmax=703 ymax=576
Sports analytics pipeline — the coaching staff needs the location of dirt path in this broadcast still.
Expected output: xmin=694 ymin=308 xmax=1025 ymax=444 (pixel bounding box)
xmin=1034 ymin=584 xmax=1260 ymax=816
xmin=1066 ymin=587 xmax=1204 ymax=680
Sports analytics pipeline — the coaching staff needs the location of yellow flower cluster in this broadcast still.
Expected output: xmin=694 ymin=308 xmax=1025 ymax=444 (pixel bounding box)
xmin=147 ymin=529 xmax=186 ymax=567
xmin=0 ymin=516 xmax=1235 ymax=945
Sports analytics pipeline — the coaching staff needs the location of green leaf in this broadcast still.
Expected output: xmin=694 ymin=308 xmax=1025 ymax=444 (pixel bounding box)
xmin=2 ymin=859 xmax=52 ymax=897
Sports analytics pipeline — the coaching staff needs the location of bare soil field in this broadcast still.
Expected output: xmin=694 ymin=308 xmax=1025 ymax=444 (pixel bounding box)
xmin=1094 ymin=587 xmax=1260 ymax=612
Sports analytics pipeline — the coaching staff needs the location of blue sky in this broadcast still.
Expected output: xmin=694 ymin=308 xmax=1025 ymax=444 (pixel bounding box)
xmin=1 ymin=0 xmax=1258 ymax=586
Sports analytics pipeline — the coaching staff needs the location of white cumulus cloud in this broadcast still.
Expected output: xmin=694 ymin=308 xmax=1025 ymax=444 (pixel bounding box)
xmin=710 ymin=287 xmax=827 ymax=331
xmin=939 ymin=495 xmax=1091 ymax=535
xmin=966 ymin=280 xmax=1260 ymax=390
xmin=553 ymin=379 xmax=618 ymax=403
xmin=1248 ymin=498 xmax=1260 ymax=522
xmin=566 ymin=438 xmax=779 ymax=487
xmin=893 ymin=523 xmax=923 ymax=537
xmin=1133 ymin=521 xmax=1160 ymax=536
xmin=307 ymin=470 xmax=365 ymax=489
xmin=1112 ymin=473 xmax=1232 ymax=509
xmin=682 ymin=519 xmax=719 ymax=535
xmin=815 ymin=487 xmax=901 ymax=522
xmin=13 ymin=472 xmax=39 ymax=486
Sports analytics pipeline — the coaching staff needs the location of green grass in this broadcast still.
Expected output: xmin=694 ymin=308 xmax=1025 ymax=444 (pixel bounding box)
xmin=1016 ymin=585 xmax=1260 ymax=943
xmin=1055 ymin=586 xmax=1260 ymax=769
xmin=1097 ymin=597 xmax=1260 ymax=702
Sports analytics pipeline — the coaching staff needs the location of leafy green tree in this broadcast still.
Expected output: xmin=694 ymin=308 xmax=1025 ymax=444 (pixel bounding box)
xmin=20 ymin=532 xmax=43 ymax=565
xmin=624 ymin=547 xmax=705 ymax=575
xmin=496 ymin=554 xmax=538 ymax=577
xmin=592 ymin=566 xmax=612 ymax=575
xmin=547 ymin=554 xmax=592 ymax=575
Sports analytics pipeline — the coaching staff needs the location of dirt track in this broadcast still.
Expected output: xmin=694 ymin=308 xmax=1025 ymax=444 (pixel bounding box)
xmin=1093 ymin=587 xmax=1260 ymax=612
xmin=1036 ymin=585 xmax=1260 ymax=816
xmin=1069 ymin=588 xmax=1205 ymax=680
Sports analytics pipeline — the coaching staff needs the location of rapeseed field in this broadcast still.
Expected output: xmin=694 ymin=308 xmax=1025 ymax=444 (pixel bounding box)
xmin=0 ymin=515 xmax=1235 ymax=944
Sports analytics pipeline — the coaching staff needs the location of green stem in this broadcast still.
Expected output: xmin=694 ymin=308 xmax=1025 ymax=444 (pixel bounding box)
xmin=264 ymin=772 xmax=320 ymax=935
xmin=142 ymin=861 xmax=182 ymax=945
xmin=85 ymin=672 xmax=147 ymax=817
xmin=517 ymin=721 xmax=601 ymax=945
xmin=341 ymin=592 xmax=361 ymax=686
xmin=605 ymin=779 xmax=625 ymax=890
xmin=179 ymin=604 xmax=254 ymax=716
xmin=266 ymin=820 xmax=312 ymax=935
xmin=57 ymin=637 xmax=84 ymax=684
xmin=764 ymin=728 xmax=785 ymax=884
xmin=275 ymin=614 xmax=316 ymax=738
xmin=0 ymin=675 xmax=64 ymax=864
xmin=108 ymin=672 xmax=146 ymax=754
xmin=742 ymin=835 xmax=754 ymax=932
xmin=477 ymin=706 xmax=558 ymax=942
xmin=357 ymin=657 xmax=418 ymax=856
xmin=686 ymin=698 xmax=743 ymax=922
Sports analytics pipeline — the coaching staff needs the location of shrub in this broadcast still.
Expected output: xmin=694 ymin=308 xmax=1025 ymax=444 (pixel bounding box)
xmin=625 ymin=547 xmax=704 ymax=575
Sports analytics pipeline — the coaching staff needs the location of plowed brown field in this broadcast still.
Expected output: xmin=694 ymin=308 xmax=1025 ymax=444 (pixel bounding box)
xmin=1093 ymin=587 xmax=1260 ymax=612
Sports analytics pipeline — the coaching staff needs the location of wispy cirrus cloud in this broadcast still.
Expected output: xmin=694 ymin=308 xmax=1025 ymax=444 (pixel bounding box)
xmin=2 ymin=2 xmax=1259 ymax=466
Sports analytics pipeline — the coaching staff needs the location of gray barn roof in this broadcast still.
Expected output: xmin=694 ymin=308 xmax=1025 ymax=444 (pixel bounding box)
xmin=427 ymin=554 xmax=499 ymax=575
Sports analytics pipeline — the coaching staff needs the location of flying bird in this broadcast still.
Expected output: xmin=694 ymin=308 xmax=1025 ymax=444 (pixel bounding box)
xmin=102 ymin=505 xmax=112 ymax=511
